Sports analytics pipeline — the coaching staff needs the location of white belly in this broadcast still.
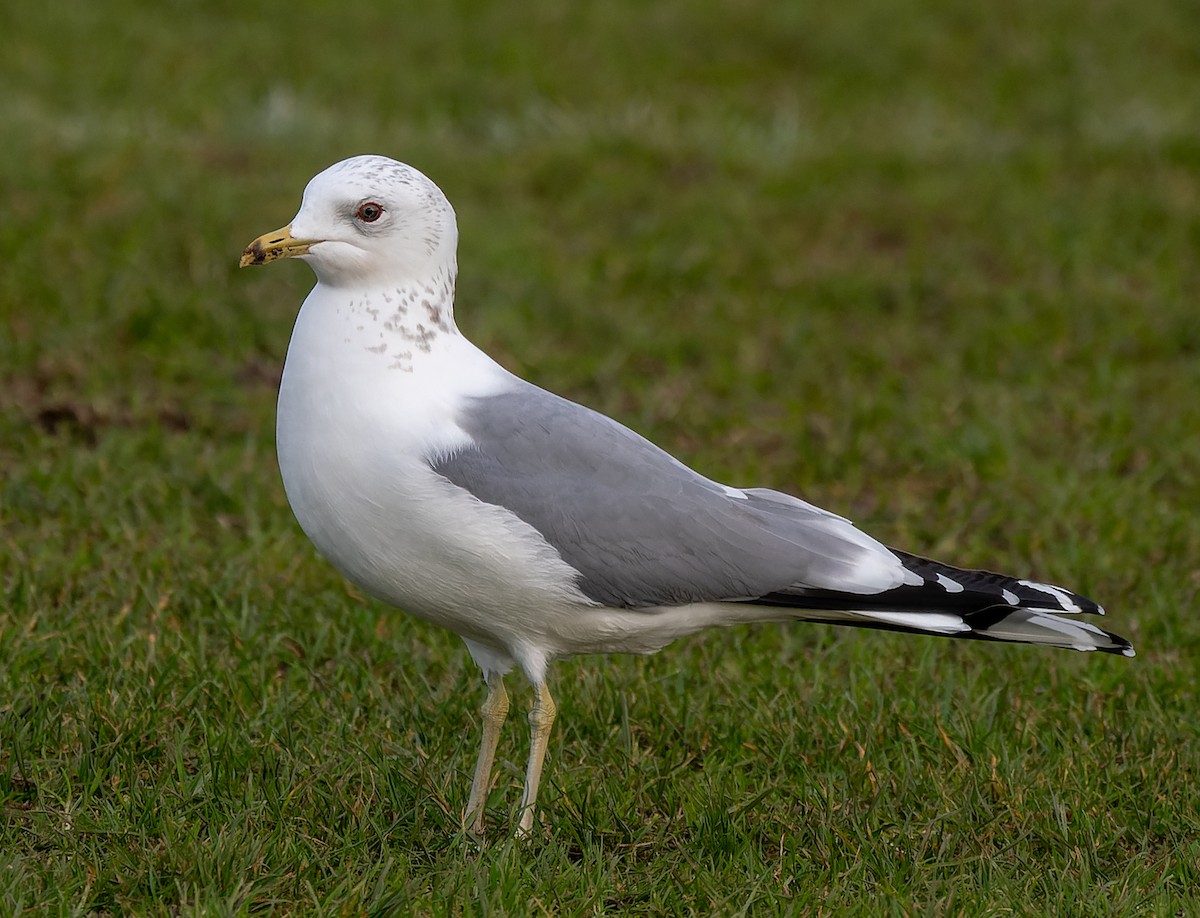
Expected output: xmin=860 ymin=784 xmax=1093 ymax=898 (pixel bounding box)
xmin=274 ymin=311 xmax=595 ymax=658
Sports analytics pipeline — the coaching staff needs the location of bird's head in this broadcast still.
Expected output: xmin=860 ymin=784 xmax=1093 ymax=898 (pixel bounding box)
xmin=240 ymin=155 xmax=458 ymax=289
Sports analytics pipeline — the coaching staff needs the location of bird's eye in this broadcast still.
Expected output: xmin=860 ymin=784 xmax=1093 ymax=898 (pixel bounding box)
xmin=356 ymin=202 xmax=384 ymax=223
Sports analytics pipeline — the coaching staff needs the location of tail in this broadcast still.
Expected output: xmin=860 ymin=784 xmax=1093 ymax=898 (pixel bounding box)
xmin=755 ymin=550 xmax=1134 ymax=656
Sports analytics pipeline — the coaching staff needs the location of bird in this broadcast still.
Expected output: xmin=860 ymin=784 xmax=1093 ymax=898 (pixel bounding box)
xmin=240 ymin=154 xmax=1134 ymax=837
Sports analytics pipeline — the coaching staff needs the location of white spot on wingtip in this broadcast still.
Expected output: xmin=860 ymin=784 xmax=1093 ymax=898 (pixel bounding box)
xmin=1001 ymin=589 xmax=1019 ymax=605
xmin=935 ymin=573 xmax=964 ymax=593
xmin=1018 ymin=579 xmax=1083 ymax=613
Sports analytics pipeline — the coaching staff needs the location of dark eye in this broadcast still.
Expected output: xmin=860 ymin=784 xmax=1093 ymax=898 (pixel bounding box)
xmin=356 ymin=201 xmax=384 ymax=223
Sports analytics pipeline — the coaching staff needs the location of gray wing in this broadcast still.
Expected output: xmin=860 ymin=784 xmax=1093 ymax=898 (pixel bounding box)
xmin=432 ymin=383 xmax=910 ymax=608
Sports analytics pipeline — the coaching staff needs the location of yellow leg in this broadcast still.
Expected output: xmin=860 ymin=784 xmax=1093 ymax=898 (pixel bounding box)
xmin=464 ymin=672 xmax=509 ymax=836
xmin=517 ymin=681 xmax=557 ymax=837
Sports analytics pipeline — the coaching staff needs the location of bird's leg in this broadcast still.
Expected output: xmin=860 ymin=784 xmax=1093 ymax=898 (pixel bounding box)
xmin=464 ymin=672 xmax=509 ymax=837
xmin=516 ymin=681 xmax=557 ymax=837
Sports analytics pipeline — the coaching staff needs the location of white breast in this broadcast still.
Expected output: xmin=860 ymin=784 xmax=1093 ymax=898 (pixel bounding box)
xmin=275 ymin=283 xmax=595 ymax=658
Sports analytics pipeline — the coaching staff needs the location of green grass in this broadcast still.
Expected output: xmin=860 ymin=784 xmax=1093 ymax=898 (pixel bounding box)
xmin=2 ymin=0 xmax=1198 ymax=913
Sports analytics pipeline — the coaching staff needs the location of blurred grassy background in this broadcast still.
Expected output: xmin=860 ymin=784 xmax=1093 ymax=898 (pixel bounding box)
xmin=2 ymin=0 xmax=1198 ymax=914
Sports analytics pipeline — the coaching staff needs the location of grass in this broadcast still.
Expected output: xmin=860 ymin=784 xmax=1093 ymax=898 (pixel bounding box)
xmin=2 ymin=0 xmax=1198 ymax=913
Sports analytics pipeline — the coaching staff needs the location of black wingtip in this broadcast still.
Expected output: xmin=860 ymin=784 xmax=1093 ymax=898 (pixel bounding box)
xmin=1108 ymin=635 xmax=1136 ymax=658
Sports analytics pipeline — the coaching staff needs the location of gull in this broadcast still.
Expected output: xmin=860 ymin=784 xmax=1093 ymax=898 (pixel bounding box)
xmin=240 ymin=154 xmax=1134 ymax=837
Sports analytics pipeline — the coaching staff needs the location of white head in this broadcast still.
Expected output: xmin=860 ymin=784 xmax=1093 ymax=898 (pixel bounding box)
xmin=241 ymin=155 xmax=459 ymax=290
